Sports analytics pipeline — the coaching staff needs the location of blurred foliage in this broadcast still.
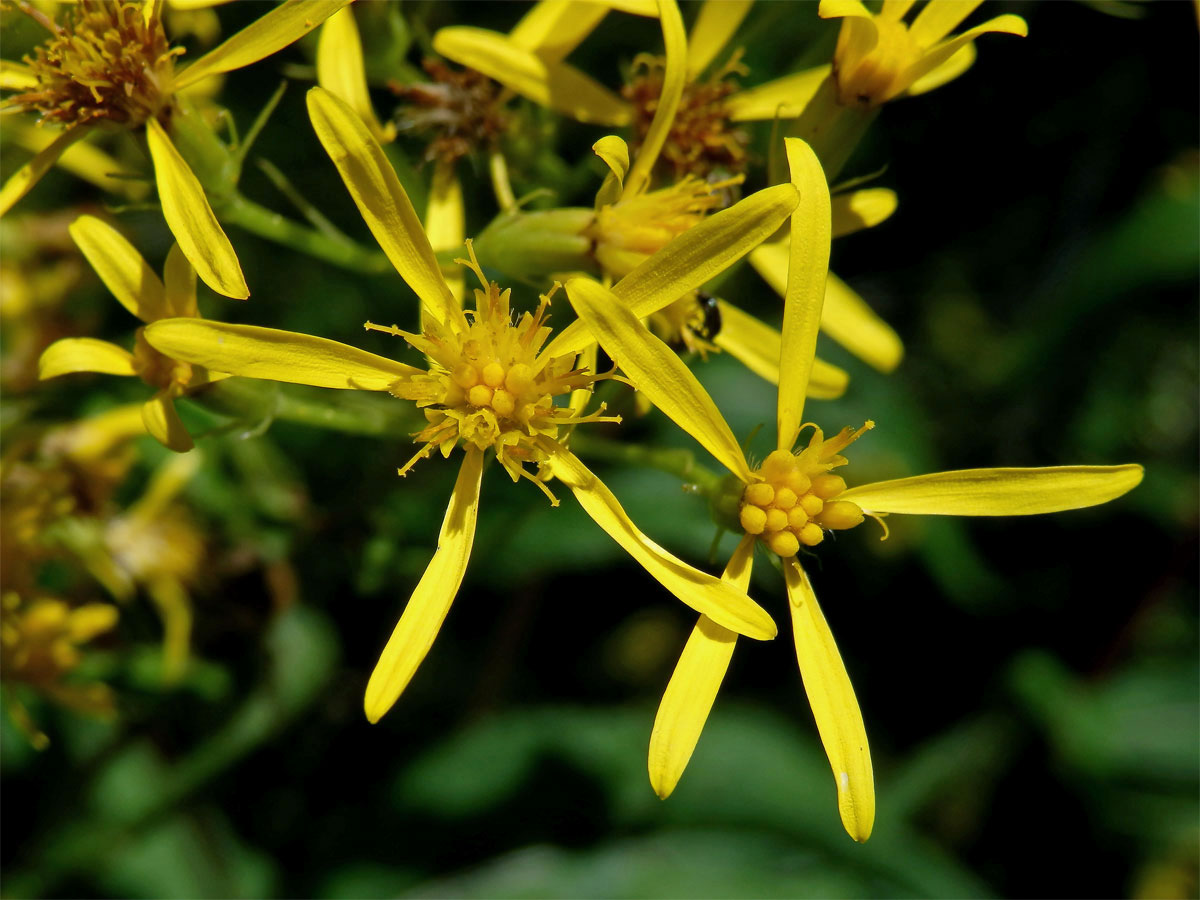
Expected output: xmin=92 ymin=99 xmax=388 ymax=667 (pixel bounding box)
xmin=2 ymin=1 xmax=1197 ymax=899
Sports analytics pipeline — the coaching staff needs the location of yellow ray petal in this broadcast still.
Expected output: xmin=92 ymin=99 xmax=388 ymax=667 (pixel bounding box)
xmin=68 ymin=215 xmax=168 ymax=322
xmin=5 ymin=119 xmax=145 ymax=199
xmin=66 ymin=604 xmax=120 ymax=642
xmin=818 ymin=0 xmax=874 ymax=20
xmin=713 ymin=300 xmax=849 ymax=399
xmin=425 ymin=161 xmax=465 ymax=307
xmin=687 ymin=0 xmax=753 ymax=79
xmin=147 ymin=576 xmax=192 ymax=684
xmin=509 ymin=0 xmax=610 ymax=62
xmin=142 ymin=390 xmax=194 ymax=452
xmin=128 ymin=450 xmax=203 ymax=522
xmin=364 ymin=446 xmax=484 ymax=723
xmin=830 ymin=188 xmax=897 ymax=237
xmin=822 ymin=273 xmax=903 ymax=372
xmin=541 ymin=441 xmax=776 ymax=640
xmin=565 ymin=278 xmax=752 ymax=482
xmin=316 ymin=5 xmax=395 ymax=143
xmin=162 ymin=243 xmax=199 ymax=318
xmin=0 ymin=60 xmax=37 ymax=90
xmin=174 ymin=0 xmax=351 ymax=90
xmin=905 ymin=40 xmax=975 ymax=96
xmin=306 ymin=87 xmax=458 ymax=326
xmin=145 ymin=119 xmax=249 ymax=300
xmin=39 ymin=338 xmax=137 ymax=380
xmin=896 ymin=14 xmax=1027 ymax=98
xmin=0 ymin=125 xmax=89 ymax=216
xmin=840 ymin=465 xmax=1145 ymax=517
xmin=542 ymin=182 xmax=799 ymax=359
xmin=726 ymin=65 xmax=832 ymax=122
xmin=785 ymin=558 xmax=874 ymax=843
xmin=433 ymin=27 xmax=631 ymax=126
xmin=144 ymin=319 xmax=421 ymax=391
xmin=879 ymin=0 xmax=916 ymax=21
xmin=648 ymin=533 xmax=754 ymax=799
xmin=908 ymin=0 xmax=984 ymax=47
xmin=777 ymin=138 xmax=831 ymax=452
xmin=622 ymin=0 xmax=687 ymax=198
xmin=592 ymin=135 xmax=630 ymax=210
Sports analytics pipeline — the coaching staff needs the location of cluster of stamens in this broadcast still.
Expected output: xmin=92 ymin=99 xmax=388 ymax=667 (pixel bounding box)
xmin=739 ymin=424 xmax=874 ymax=558
xmin=9 ymin=0 xmax=180 ymax=128
xmin=589 ymin=173 xmax=742 ymax=279
xmin=623 ymin=52 xmax=750 ymax=179
xmin=366 ymin=245 xmax=616 ymax=501
xmin=390 ymin=58 xmax=508 ymax=165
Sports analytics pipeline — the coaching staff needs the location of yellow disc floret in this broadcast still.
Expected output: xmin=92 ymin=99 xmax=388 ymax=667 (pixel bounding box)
xmin=365 ymin=243 xmax=617 ymax=503
xmin=739 ymin=422 xmax=875 ymax=557
xmin=9 ymin=0 xmax=181 ymax=128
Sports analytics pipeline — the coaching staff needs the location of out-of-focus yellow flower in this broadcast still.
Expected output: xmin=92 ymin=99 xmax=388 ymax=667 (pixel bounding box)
xmin=1 ymin=592 xmax=119 ymax=748
xmin=563 ymin=137 xmax=1142 ymax=843
xmin=1 ymin=0 xmax=351 ymax=298
xmin=142 ymin=86 xmax=782 ymax=724
xmin=38 ymin=215 xmax=228 ymax=451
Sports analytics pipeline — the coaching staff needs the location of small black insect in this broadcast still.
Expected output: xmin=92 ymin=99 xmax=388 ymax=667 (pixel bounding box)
xmin=689 ymin=291 xmax=723 ymax=343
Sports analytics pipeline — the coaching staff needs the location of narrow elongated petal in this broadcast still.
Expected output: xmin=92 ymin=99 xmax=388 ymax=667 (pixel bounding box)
xmin=509 ymin=0 xmax=610 ymax=62
xmin=146 ymin=119 xmax=249 ymax=300
xmin=623 ymin=0 xmax=687 ymax=198
xmin=317 ymin=5 xmax=395 ymax=143
xmin=129 ymin=450 xmax=203 ymax=522
xmin=785 ymin=559 xmax=874 ymax=843
xmin=144 ymin=319 xmax=421 ymax=391
xmin=830 ymin=188 xmax=897 ymax=238
xmin=142 ymin=390 xmax=194 ymax=452
xmin=426 ymin=161 xmax=465 ymax=305
xmin=174 ymin=0 xmax=351 ymax=89
xmin=713 ymin=301 xmax=849 ymax=399
xmin=687 ymin=0 xmax=752 ymax=79
xmin=306 ymin=88 xmax=457 ymax=325
xmin=777 ymin=138 xmax=831 ymax=452
xmin=648 ymin=534 xmax=754 ymax=799
xmin=818 ymin=0 xmax=875 ymax=20
xmin=0 ymin=125 xmax=88 ymax=216
xmin=68 ymin=215 xmax=167 ymax=322
xmin=908 ymin=0 xmax=984 ymax=47
xmin=147 ymin=576 xmax=192 ymax=683
xmin=365 ymin=447 xmax=484 ymax=722
xmin=896 ymin=15 xmax=1027 ymax=97
xmin=0 ymin=60 xmax=37 ymax=89
xmin=726 ymin=66 xmax=832 ymax=122
xmin=542 ymin=183 xmax=799 ymax=359
xmin=592 ymin=135 xmax=630 ymax=210
xmin=39 ymin=338 xmax=137 ymax=380
xmin=162 ymin=244 xmax=198 ymax=318
xmin=905 ymin=42 xmax=975 ymax=96
xmin=840 ymin=465 xmax=1145 ymax=516
xmin=822 ymin=273 xmax=903 ymax=372
xmin=566 ymin=278 xmax=752 ymax=482
xmin=5 ymin=120 xmax=143 ymax=199
xmin=541 ymin=441 xmax=776 ymax=640
xmin=433 ymin=27 xmax=630 ymax=125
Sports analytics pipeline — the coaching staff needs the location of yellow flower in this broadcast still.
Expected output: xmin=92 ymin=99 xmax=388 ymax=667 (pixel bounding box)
xmin=1 ymin=592 xmax=119 ymax=748
xmin=0 ymin=0 xmax=351 ymax=298
xmin=37 ymin=214 xmax=228 ymax=452
xmin=561 ymin=137 xmax=1143 ymax=843
xmin=142 ymin=86 xmax=783 ymax=724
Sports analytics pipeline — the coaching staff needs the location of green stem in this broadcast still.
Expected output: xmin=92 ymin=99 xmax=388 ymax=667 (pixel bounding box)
xmin=221 ymin=194 xmax=391 ymax=275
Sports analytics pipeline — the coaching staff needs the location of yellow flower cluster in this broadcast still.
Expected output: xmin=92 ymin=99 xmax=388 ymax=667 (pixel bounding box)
xmin=3 ymin=0 xmax=1144 ymax=848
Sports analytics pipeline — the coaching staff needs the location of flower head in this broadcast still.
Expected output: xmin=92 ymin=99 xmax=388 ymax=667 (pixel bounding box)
xmin=565 ymin=136 xmax=1143 ymax=843
xmin=142 ymin=85 xmax=779 ymax=724
xmin=37 ymin=214 xmax=226 ymax=452
xmin=1 ymin=0 xmax=352 ymax=298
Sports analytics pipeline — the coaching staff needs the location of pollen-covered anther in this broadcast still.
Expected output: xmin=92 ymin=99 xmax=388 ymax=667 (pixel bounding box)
xmin=737 ymin=424 xmax=872 ymax=558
